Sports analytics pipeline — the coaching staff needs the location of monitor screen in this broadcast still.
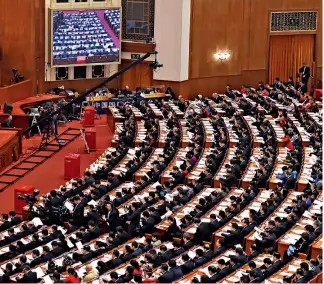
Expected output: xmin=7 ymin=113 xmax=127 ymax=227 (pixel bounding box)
xmin=51 ymin=8 xmax=121 ymax=67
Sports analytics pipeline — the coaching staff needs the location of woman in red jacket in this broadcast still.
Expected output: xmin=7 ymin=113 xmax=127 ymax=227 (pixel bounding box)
xmin=282 ymin=130 xmax=294 ymax=150
xmin=64 ymin=268 xmax=80 ymax=283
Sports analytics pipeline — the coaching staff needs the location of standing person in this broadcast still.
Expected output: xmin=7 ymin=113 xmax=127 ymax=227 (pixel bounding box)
xmin=2 ymin=115 xmax=14 ymax=128
xmin=299 ymin=62 xmax=311 ymax=86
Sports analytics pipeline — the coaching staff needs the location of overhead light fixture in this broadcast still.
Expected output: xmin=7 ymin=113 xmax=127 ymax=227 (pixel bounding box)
xmin=214 ymin=52 xmax=231 ymax=60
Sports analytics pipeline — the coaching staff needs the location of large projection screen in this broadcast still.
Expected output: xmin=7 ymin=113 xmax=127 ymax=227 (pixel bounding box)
xmin=50 ymin=7 xmax=121 ymax=67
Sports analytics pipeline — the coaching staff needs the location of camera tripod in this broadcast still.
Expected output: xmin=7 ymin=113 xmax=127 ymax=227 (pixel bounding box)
xmin=39 ymin=119 xmax=63 ymax=150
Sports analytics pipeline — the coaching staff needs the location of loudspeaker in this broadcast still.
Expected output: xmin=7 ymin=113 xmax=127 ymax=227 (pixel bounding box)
xmin=4 ymin=103 xmax=13 ymax=114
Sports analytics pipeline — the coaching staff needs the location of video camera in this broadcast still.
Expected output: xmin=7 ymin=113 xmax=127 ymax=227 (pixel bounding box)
xmin=18 ymin=189 xmax=40 ymax=205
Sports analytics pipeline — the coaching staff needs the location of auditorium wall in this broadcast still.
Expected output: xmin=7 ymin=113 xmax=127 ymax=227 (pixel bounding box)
xmin=177 ymin=0 xmax=322 ymax=99
xmin=0 ymin=0 xmax=38 ymax=93
xmin=0 ymin=0 xmax=322 ymax=99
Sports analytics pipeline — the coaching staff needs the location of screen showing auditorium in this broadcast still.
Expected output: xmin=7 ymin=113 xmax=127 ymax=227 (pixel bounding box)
xmin=51 ymin=8 xmax=121 ymax=67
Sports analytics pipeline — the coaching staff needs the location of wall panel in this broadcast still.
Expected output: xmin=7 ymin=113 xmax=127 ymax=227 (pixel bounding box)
xmin=120 ymin=61 xmax=153 ymax=90
xmin=183 ymin=0 xmax=322 ymax=97
xmin=0 ymin=0 xmax=37 ymax=94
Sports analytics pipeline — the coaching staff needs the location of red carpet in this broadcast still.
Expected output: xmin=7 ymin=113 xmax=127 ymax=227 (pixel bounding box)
xmin=0 ymin=118 xmax=112 ymax=214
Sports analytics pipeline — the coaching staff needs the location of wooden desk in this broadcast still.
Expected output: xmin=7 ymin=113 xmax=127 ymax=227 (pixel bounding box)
xmin=277 ymin=193 xmax=322 ymax=257
xmin=111 ymin=122 xmax=124 ymax=147
xmin=22 ymin=147 xmax=119 ymax=218
xmin=297 ymin=147 xmax=318 ymax=192
xmin=154 ymin=187 xmax=217 ymax=238
xmin=148 ymin=103 xmax=164 ymax=118
xmin=0 ymin=129 xmax=20 ymax=173
xmin=213 ymin=148 xmax=236 ymax=188
xmin=186 ymin=148 xmax=213 ymax=185
xmin=109 ymin=148 xmax=139 ymax=180
xmin=268 ymin=148 xmax=288 ymax=190
xmin=221 ymin=253 xmax=272 ymax=283
xmin=310 ymin=235 xmax=322 ymax=259
xmin=157 ymin=120 xmax=169 ymax=148
xmin=288 ymin=114 xmax=311 ymax=147
xmin=241 ymin=148 xmax=262 ymax=189
xmin=134 ymin=148 xmax=164 ymax=182
xmin=134 ymin=121 xmax=147 ymax=146
xmin=107 ymin=107 xmax=124 ymax=133
xmin=98 ymin=241 xmax=173 ymax=282
xmin=267 ymin=118 xmax=285 ymax=148
xmin=183 ymin=187 xmax=236 ymax=238
xmin=166 ymin=101 xmax=184 ymax=118
xmin=160 ymin=148 xmax=187 ymax=185
xmin=0 ymin=80 xmax=33 ymax=104
xmin=201 ymin=118 xmax=215 ymax=148
xmin=243 ymin=116 xmax=265 ymax=148
xmin=213 ymin=189 xmax=274 ymax=252
xmin=0 ymin=94 xmax=67 ymax=131
xmin=10 ymin=229 xmax=106 ymax=282
xmin=223 ymin=117 xmax=239 ymax=147
xmin=129 ymin=105 xmax=143 ymax=121
xmin=174 ymin=249 xmax=235 ymax=283
xmin=244 ymin=191 xmax=303 ymax=255
xmin=265 ymin=258 xmax=308 ymax=283
xmin=179 ymin=120 xmax=192 ymax=148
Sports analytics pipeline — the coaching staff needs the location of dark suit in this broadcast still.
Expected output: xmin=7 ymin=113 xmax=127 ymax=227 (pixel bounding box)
xmin=294 ymin=276 xmax=308 ymax=283
xmin=221 ymin=173 xmax=238 ymax=188
xmin=183 ymin=240 xmax=194 ymax=250
xmin=17 ymin=271 xmax=37 ymax=283
xmin=204 ymin=250 xmax=215 ymax=261
xmin=132 ymin=248 xmax=143 ymax=257
xmin=248 ymin=251 xmax=259 ymax=261
xmin=213 ymin=267 xmax=233 ymax=282
xmin=30 ymin=257 xmax=43 ymax=267
xmin=252 ymin=268 xmax=264 ymax=281
xmin=222 ymin=229 xmax=241 ymax=247
xmin=107 ymin=258 xmax=123 ymax=270
xmin=80 ymin=252 xmax=94 ymax=263
xmin=170 ymin=267 xmax=183 ymax=281
xmin=42 ymin=252 xmax=54 ymax=262
xmin=161 ymin=251 xmax=173 ymax=262
xmin=11 ymin=216 xmax=22 ymax=225
xmin=116 ymin=231 xmax=129 ymax=243
xmin=72 ymin=199 xmax=87 ymax=227
xmin=51 ymin=246 xmax=64 ymax=257
xmin=194 ymin=257 xmax=208 ymax=267
xmin=193 ymin=222 xmax=212 ymax=244
xmin=140 ymin=217 xmax=156 ymax=234
xmin=299 ymin=66 xmax=311 ymax=84
xmin=2 ymin=119 xmax=13 ymax=128
xmin=158 ymin=270 xmax=174 ymax=283
xmin=241 ymin=222 xmax=256 ymax=239
xmin=172 ymin=172 xmax=184 ymax=186
xmin=181 ymin=260 xmax=195 ymax=275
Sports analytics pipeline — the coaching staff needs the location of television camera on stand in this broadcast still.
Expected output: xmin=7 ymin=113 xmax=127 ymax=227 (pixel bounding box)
xmin=18 ymin=189 xmax=41 ymax=220
xmin=38 ymin=113 xmax=63 ymax=150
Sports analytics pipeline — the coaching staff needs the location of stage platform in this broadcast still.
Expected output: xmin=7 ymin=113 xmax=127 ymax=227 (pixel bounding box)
xmin=0 ymin=94 xmax=67 ymax=131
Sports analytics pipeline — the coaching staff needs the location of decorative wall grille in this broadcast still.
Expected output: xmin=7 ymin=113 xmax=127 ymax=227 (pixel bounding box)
xmin=270 ymin=11 xmax=317 ymax=32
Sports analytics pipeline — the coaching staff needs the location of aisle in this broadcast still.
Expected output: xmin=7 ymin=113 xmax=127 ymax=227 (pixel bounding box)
xmin=0 ymin=119 xmax=112 ymax=214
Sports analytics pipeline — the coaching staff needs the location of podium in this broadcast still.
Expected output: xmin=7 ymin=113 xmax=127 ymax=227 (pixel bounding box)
xmin=14 ymin=185 xmax=35 ymax=215
xmin=83 ymin=106 xmax=95 ymax=127
xmin=64 ymin=154 xmax=80 ymax=179
xmin=84 ymin=128 xmax=96 ymax=151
